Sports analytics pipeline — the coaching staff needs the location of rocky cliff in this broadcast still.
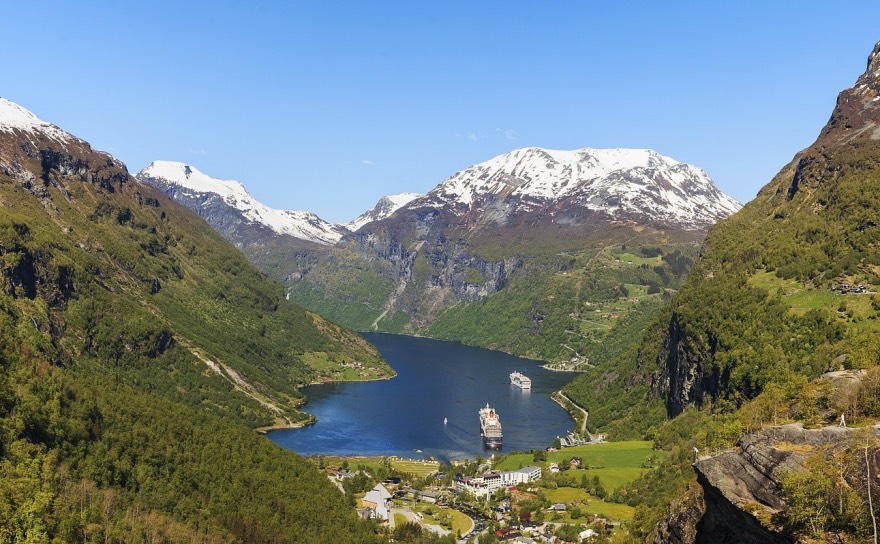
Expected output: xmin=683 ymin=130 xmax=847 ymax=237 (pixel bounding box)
xmin=652 ymin=422 xmax=880 ymax=544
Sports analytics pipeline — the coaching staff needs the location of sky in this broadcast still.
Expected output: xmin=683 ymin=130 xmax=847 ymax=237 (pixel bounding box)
xmin=3 ymin=2 xmax=880 ymax=223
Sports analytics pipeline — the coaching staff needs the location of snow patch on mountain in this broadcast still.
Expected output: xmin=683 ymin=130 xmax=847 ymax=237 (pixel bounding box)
xmin=138 ymin=161 xmax=345 ymax=245
xmin=0 ymin=98 xmax=71 ymax=143
xmin=415 ymin=147 xmax=740 ymax=228
xmin=346 ymin=192 xmax=422 ymax=231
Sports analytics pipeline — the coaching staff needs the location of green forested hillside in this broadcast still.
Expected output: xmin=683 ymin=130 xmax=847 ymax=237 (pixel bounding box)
xmin=0 ymin=123 xmax=389 ymax=541
xmin=562 ymin=42 xmax=880 ymax=543
xmin=427 ymin=245 xmax=697 ymax=364
xmin=565 ymin=142 xmax=880 ymax=434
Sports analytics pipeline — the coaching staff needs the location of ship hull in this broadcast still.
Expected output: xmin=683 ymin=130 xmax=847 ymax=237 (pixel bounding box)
xmin=482 ymin=437 xmax=503 ymax=449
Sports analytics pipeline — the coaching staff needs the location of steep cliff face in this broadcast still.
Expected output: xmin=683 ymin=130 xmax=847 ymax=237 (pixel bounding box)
xmin=652 ymin=312 xmax=725 ymax=416
xmin=655 ymin=423 xmax=880 ymax=544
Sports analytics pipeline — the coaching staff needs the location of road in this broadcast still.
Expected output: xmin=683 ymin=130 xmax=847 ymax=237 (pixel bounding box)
xmin=556 ymin=390 xmax=588 ymax=434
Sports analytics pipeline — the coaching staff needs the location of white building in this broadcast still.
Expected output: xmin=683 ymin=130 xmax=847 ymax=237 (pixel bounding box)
xmin=454 ymin=473 xmax=503 ymax=498
xmin=455 ymin=466 xmax=542 ymax=497
xmin=362 ymin=483 xmax=392 ymax=521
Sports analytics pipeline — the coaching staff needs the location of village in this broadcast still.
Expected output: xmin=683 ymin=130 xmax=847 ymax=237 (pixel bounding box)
xmin=314 ymin=439 xmax=656 ymax=543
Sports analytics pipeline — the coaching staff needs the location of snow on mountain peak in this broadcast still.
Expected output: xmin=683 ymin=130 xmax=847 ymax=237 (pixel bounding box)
xmin=346 ymin=192 xmax=422 ymax=231
xmin=0 ymin=98 xmax=71 ymax=143
xmin=423 ymin=146 xmax=740 ymax=228
xmin=138 ymin=161 xmax=345 ymax=245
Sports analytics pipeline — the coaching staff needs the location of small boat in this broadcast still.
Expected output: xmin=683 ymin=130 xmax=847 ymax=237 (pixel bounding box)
xmin=443 ymin=417 xmax=448 ymax=424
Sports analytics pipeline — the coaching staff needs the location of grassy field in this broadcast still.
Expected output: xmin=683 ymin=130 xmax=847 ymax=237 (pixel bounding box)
xmin=412 ymin=504 xmax=472 ymax=535
xmin=748 ymin=269 xmax=878 ymax=327
xmin=310 ymin=455 xmax=440 ymax=477
xmin=495 ymin=441 xmax=656 ymax=522
xmin=495 ymin=442 xmax=656 ymax=479
xmin=543 ymin=487 xmax=636 ymax=520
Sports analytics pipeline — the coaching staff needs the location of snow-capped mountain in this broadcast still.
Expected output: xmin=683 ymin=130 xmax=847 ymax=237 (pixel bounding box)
xmin=137 ymin=161 xmax=346 ymax=245
xmin=0 ymin=97 xmax=72 ymax=143
xmin=402 ymin=147 xmax=740 ymax=230
xmin=346 ymin=192 xmax=421 ymax=231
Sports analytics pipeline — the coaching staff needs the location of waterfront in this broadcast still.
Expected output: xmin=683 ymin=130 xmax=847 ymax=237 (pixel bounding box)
xmin=269 ymin=333 xmax=577 ymax=461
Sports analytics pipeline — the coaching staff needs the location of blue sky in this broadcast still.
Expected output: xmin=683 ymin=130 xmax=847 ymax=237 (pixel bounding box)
xmin=4 ymin=2 xmax=880 ymax=223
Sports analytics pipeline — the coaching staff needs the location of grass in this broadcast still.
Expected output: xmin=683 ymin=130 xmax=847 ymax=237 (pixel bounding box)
xmin=413 ymin=504 xmax=472 ymax=534
xmin=543 ymin=487 xmax=636 ymax=520
xmin=580 ymin=500 xmax=635 ymax=520
xmin=311 ymin=455 xmax=440 ymax=477
xmin=494 ymin=441 xmax=655 ymax=522
xmin=495 ymin=441 xmax=656 ymax=478
xmin=748 ymin=269 xmax=879 ymax=326
xmin=390 ymin=458 xmax=442 ymax=477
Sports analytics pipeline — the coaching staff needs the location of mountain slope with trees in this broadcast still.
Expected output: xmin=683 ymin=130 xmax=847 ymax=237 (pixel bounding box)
xmin=0 ymin=98 xmax=389 ymax=542
xmin=563 ymin=41 xmax=880 ymax=543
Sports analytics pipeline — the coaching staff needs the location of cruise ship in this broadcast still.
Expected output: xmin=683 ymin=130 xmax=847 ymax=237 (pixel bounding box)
xmin=510 ymin=371 xmax=532 ymax=390
xmin=479 ymin=403 xmax=503 ymax=449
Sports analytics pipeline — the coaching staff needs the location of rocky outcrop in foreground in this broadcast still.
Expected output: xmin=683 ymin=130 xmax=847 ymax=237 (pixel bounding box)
xmin=652 ymin=422 xmax=880 ymax=544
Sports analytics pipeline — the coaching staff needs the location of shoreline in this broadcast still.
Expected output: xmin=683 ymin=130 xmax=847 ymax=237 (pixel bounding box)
xmin=541 ymin=363 xmax=587 ymax=373
xmin=255 ymin=415 xmax=316 ymax=434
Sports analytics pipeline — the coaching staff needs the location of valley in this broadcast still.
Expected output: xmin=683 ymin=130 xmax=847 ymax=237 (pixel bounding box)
xmin=2 ymin=7 xmax=880 ymax=542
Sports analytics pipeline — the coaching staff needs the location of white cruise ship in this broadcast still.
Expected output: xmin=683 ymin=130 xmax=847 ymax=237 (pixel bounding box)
xmin=510 ymin=371 xmax=532 ymax=390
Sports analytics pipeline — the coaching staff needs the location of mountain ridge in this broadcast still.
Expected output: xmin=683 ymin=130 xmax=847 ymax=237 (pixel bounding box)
xmin=140 ymin=146 xmax=741 ymax=249
xmin=406 ymin=146 xmax=740 ymax=231
xmin=138 ymin=160 xmax=347 ymax=245
xmin=0 ymin=98 xmax=389 ymax=540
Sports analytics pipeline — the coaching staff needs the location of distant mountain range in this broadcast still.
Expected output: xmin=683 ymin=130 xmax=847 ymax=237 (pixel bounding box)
xmin=401 ymin=146 xmax=739 ymax=231
xmin=141 ymin=145 xmax=740 ymax=362
xmin=139 ymin=147 xmax=739 ymax=248
xmin=138 ymin=160 xmax=349 ymax=245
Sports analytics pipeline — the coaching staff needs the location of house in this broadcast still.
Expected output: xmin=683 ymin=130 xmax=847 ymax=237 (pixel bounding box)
xmin=548 ymin=503 xmax=566 ymax=511
xmin=549 ymin=462 xmax=560 ymax=473
xmin=408 ymin=489 xmax=440 ymax=503
xmin=569 ymin=457 xmax=581 ymax=468
xmin=517 ymin=466 xmax=542 ymax=482
xmin=362 ymin=483 xmax=392 ymax=521
xmin=579 ymin=528 xmax=597 ymax=541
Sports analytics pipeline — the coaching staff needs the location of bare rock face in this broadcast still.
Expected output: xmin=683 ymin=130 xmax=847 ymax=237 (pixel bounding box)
xmin=652 ymin=312 xmax=722 ymax=417
xmin=816 ymin=40 xmax=880 ymax=147
xmin=648 ymin=484 xmax=704 ymax=544
xmin=658 ymin=423 xmax=880 ymax=543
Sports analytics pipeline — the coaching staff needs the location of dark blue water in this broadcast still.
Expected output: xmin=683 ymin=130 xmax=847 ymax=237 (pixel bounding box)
xmin=268 ymin=333 xmax=577 ymax=461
